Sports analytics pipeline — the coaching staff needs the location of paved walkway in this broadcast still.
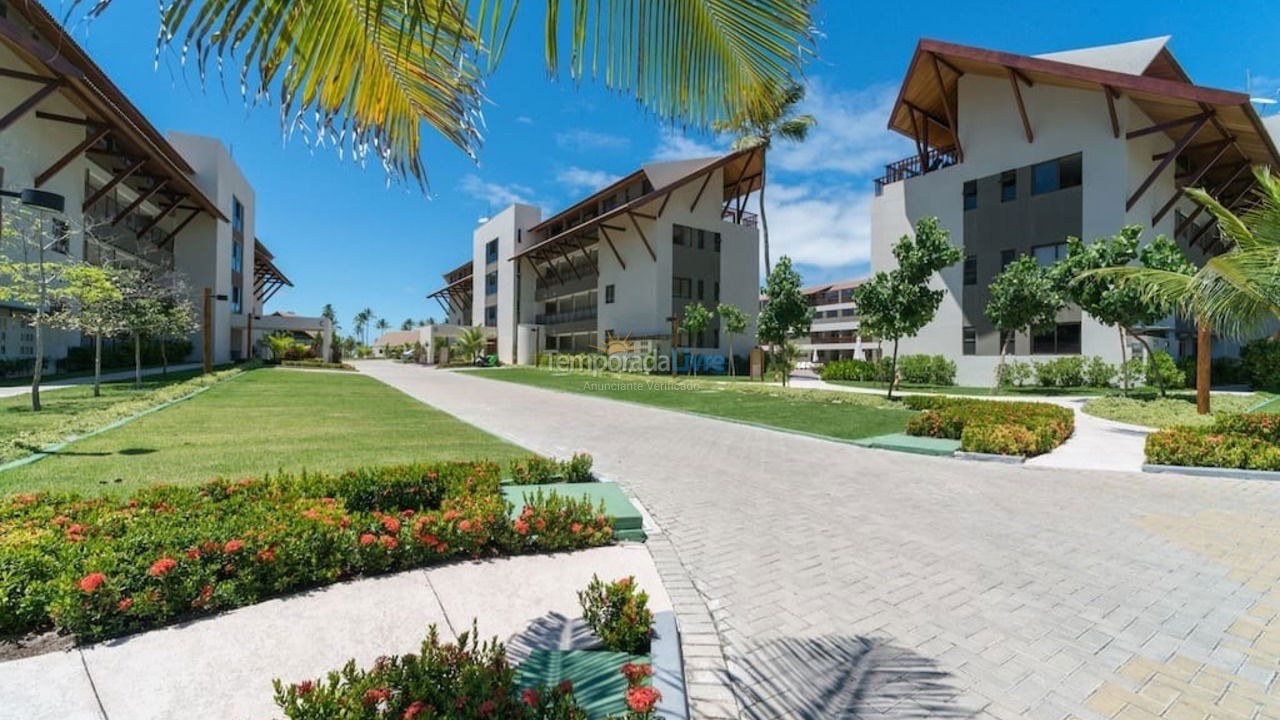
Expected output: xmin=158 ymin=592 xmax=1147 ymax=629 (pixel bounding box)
xmin=0 ymin=545 xmax=668 ymax=720
xmin=359 ymin=362 xmax=1280 ymax=720
xmin=0 ymin=364 xmax=202 ymax=399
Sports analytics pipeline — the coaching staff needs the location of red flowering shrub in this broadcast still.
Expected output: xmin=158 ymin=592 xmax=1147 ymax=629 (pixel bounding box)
xmin=273 ymin=625 xmax=588 ymax=720
xmin=1146 ymin=426 xmax=1280 ymax=471
xmin=904 ymin=397 xmax=1074 ymax=456
xmin=0 ymin=460 xmax=615 ymax=641
xmin=578 ymin=575 xmax=653 ymax=654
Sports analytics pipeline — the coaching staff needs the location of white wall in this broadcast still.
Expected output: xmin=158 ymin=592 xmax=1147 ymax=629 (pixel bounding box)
xmin=471 ymin=203 xmax=541 ymax=364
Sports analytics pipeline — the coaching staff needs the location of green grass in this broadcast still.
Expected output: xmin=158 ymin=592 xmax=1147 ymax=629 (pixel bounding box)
xmin=1082 ymin=392 xmax=1267 ymax=429
xmin=1 ymin=368 xmax=525 ymax=497
xmin=824 ymin=379 xmax=1141 ymax=397
xmin=464 ymin=367 xmax=915 ymax=442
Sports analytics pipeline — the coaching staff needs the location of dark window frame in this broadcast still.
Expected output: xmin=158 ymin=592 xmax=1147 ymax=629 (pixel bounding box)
xmin=963 ymin=255 xmax=978 ymax=285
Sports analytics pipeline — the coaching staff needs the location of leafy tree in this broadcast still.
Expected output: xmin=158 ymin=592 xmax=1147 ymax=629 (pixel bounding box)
xmin=715 ymin=83 xmax=816 ymax=273
xmin=47 ymin=264 xmax=123 ymax=398
xmin=757 ymin=256 xmax=811 ymax=386
xmin=854 ymin=217 xmax=963 ymax=398
xmin=0 ymin=203 xmax=75 ymax=410
xmin=113 ymin=268 xmax=168 ymax=388
xmin=152 ymin=275 xmax=199 ymax=375
xmin=716 ymin=302 xmax=749 ymax=376
xmin=1056 ymin=226 xmax=1195 ymax=396
xmin=456 ymin=326 xmax=488 ymax=364
xmin=400 ymin=318 xmax=416 ymax=331
xmin=679 ymin=302 xmax=713 ymax=376
xmin=75 ymin=1 xmax=814 ymax=187
xmin=985 ymin=256 xmax=1061 ymax=391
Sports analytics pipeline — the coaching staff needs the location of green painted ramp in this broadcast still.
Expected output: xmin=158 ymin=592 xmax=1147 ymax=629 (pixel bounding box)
xmin=502 ymin=482 xmax=646 ymax=541
xmin=516 ymin=650 xmax=648 ymax=719
xmin=853 ymin=433 xmax=960 ymax=457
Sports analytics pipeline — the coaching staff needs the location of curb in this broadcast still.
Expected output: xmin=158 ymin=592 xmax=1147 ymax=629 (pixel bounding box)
xmin=1142 ymin=463 xmax=1280 ymax=482
xmin=652 ymin=610 xmax=689 ymax=720
xmin=954 ymin=451 xmax=1026 ymax=464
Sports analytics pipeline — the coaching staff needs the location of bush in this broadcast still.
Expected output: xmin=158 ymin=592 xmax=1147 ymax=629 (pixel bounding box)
xmin=1146 ymin=428 xmax=1280 ymax=471
xmin=0 ymin=460 xmax=613 ymax=641
xmin=1084 ymin=356 xmax=1117 ymax=388
xmin=997 ymin=360 xmax=1034 ymax=388
xmin=62 ymin=339 xmax=194 ymax=373
xmin=273 ymin=625 xmax=589 ymax=719
xmin=1145 ymin=350 xmax=1186 ymax=390
xmin=509 ymin=453 xmax=595 ymax=484
xmin=904 ymin=397 xmax=1074 ymax=456
xmin=1241 ymin=339 xmax=1280 ymax=391
xmin=1208 ymin=413 xmax=1280 ymax=442
xmin=1033 ymin=356 xmax=1086 ymax=388
xmin=960 ymin=423 xmax=1039 ymax=456
xmin=281 ymin=359 xmax=355 ymax=371
xmin=578 ymin=575 xmax=653 ymax=654
xmin=895 ymin=354 xmax=956 ymax=385
xmin=819 ymin=358 xmax=880 ymax=382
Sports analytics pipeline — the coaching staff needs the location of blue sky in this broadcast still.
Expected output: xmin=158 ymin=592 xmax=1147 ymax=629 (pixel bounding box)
xmin=50 ymin=0 xmax=1280 ymax=333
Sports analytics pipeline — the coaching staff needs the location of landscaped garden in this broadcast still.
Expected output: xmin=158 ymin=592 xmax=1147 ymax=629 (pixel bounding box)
xmin=901 ymin=396 xmax=1075 ymax=457
xmin=1146 ymin=413 xmax=1280 ymax=472
xmin=0 ymin=368 xmax=527 ymax=496
xmin=1082 ymin=392 xmax=1270 ymax=429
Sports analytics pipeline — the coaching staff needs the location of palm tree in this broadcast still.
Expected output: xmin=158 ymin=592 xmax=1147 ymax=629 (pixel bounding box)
xmin=1098 ymin=166 xmax=1280 ymax=413
xmin=456 ymin=326 xmax=488 ymax=364
xmin=715 ymin=83 xmax=816 ymax=274
xmin=74 ymin=2 xmax=814 ymax=188
xmin=321 ymin=303 xmax=339 ymax=331
xmin=352 ymin=309 xmax=371 ymax=347
xmin=265 ymin=331 xmax=295 ymax=361
xmin=376 ymin=318 xmax=390 ymax=337
xmin=401 ymin=318 xmax=415 ymax=331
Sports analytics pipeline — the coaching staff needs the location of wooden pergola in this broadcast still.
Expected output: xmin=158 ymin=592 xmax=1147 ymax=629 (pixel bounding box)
xmin=253 ymin=240 xmax=293 ymax=304
xmin=426 ymin=261 xmax=474 ymax=318
xmin=886 ymin=38 xmax=1280 ymax=255
xmin=0 ymin=3 xmax=223 ymax=241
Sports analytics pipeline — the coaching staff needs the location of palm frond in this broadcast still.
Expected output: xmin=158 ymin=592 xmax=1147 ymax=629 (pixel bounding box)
xmin=775 ymin=114 xmax=815 ymax=142
xmin=1184 ymin=185 xmax=1254 ymax=251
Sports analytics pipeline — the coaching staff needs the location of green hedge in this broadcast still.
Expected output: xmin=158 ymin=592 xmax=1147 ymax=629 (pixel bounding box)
xmin=0 ymin=457 xmax=612 ymax=641
xmin=1145 ymin=412 xmax=1280 ymax=470
xmin=1241 ymin=340 xmax=1280 ymax=391
xmin=819 ymin=358 xmax=883 ymax=382
xmin=280 ymin=359 xmax=355 ymax=371
xmin=509 ymin=453 xmax=594 ymax=484
xmin=820 ymin=355 xmax=954 ymax=385
xmin=904 ymin=397 xmax=1074 ymax=456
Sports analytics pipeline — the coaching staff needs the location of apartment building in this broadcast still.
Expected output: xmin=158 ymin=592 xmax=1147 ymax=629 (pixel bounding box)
xmin=795 ymin=279 xmax=876 ymax=364
xmin=430 ymin=151 xmax=762 ymax=365
xmin=0 ymin=1 xmax=327 ymax=369
xmin=870 ymin=36 xmax=1280 ymax=385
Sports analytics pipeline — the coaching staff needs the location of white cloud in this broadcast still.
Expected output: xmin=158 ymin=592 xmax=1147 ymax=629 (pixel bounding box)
xmin=555 ymin=129 xmax=629 ymax=150
xmin=556 ymin=166 xmax=621 ymax=194
xmin=515 ymin=115 xmax=535 ymax=125
xmin=458 ymin=174 xmax=539 ymax=207
xmin=757 ymin=181 xmax=874 ymax=270
xmin=771 ymin=80 xmax=913 ymax=177
xmin=650 ymin=127 xmax=726 ymax=161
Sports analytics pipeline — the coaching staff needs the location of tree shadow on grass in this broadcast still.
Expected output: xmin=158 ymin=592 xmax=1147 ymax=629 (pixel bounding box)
xmin=734 ymin=635 xmax=979 ymax=719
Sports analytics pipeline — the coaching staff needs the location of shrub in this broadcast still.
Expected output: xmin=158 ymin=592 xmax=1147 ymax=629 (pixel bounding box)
xmin=960 ymin=423 xmax=1039 ymax=456
xmin=1033 ymin=356 xmax=1086 ymax=388
xmin=578 ymin=575 xmax=653 ymax=654
xmin=509 ymin=453 xmax=595 ymax=484
xmin=280 ymin=359 xmax=355 ymax=371
xmin=896 ymin=354 xmax=956 ymax=385
xmin=273 ymin=625 xmax=589 ymax=719
xmin=0 ymin=461 xmax=613 ymax=641
xmin=1082 ymin=394 xmax=1263 ymax=429
xmin=904 ymin=397 xmax=1074 ymax=456
xmin=1084 ymin=356 xmax=1117 ymax=388
xmin=1241 ymin=339 xmax=1280 ymax=391
xmin=819 ymin=358 xmax=880 ymax=382
xmin=1209 ymin=413 xmax=1280 ymax=442
xmin=1145 ymin=350 xmax=1186 ymax=390
xmin=997 ymin=360 xmax=1034 ymax=388
xmin=1146 ymin=428 xmax=1280 ymax=471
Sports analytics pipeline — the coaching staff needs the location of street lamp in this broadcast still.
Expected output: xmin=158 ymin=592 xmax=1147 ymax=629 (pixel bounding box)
xmin=0 ymin=188 xmax=65 ymax=213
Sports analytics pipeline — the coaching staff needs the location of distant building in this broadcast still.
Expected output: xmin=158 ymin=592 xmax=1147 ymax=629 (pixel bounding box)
xmin=795 ymin=279 xmax=876 ymax=364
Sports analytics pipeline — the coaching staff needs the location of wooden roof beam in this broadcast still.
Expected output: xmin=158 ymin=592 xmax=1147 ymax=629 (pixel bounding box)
xmin=0 ymin=80 xmax=60 ymax=132
xmin=929 ymin=52 xmax=963 ymax=161
xmin=1006 ymin=67 xmax=1033 ymax=143
xmin=627 ymin=211 xmax=657 ymax=262
xmin=83 ymin=156 xmax=146 ymax=210
xmin=35 ymin=125 xmax=109 ymax=187
xmin=1126 ymin=110 xmax=1213 ymax=140
xmin=598 ymin=225 xmax=626 ymax=270
xmin=159 ymin=207 xmax=200 ymax=250
xmin=137 ymin=194 xmax=187 ymax=237
xmin=111 ymin=179 xmax=168 ymax=226
xmin=1175 ymin=162 xmax=1248 ymax=237
xmin=1126 ymin=112 xmax=1211 ymax=211
xmin=1103 ymin=85 xmax=1120 ymax=139
xmin=1152 ymin=141 xmax=1230 ymax=226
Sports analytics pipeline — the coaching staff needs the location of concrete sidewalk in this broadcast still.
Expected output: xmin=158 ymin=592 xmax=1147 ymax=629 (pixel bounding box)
xmin=0 ymin=364 xmax=203 ymax=399
xmin=0 ymin=545 xmax=670 ymax=720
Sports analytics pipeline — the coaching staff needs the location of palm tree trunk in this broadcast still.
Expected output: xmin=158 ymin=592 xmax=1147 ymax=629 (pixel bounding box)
xmin=759 ymin=179 xmax=771 ymax=275
xmin=93 ymin=333 xmax=102 ymax=398
xmin=1196 ymin=323 xmax=1211 ymax=414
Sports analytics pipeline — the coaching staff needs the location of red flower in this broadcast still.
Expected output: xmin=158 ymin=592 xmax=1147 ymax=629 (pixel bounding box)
xmin=520 ymin=688 xmax=540 ymax=707
xmin=78 ymin=572 xmax=106 ymax=593
xmin=294 ymin=680 xmax=315 ymax=697
xmin=359 ymin=533 xmax=377 ymax=546
xmin=626 ymin=686 xmax=661 ymax=713
xmin=362 ymin=687 xmax=390 ymax=707
xmin=52 ymin=515 xmax=71 ymax=527
xmin=148 ymin=557 xmax=177 ymax=577
xmin=476 ymin=700 xmax=496 ymax=717
xmin=381 ymin=516 xmax=401 ymax=533
xmin=256 ymin=548 xmax=276 ymax=563
xmin=570 ymin=522 xmax=582 ymax=534
xmin=117 ymin=597 xmax=133 ymax=612
xmin=381 ymin=535 xmax=399 ymax=550
xmin=192 ymin=584 xmax=214 ymax=608
xmin=621 ymin=662 xmax=653 ymax=685
xmin=557 ymin=680 xmax=574 ymax=694
xmin=458 ymin=519 xmax=472 ymax=532
xmin=185 ymin=548 xmax=201 ymax=560
xmin=514 ymin=519 xmax=530 ymax=536
xmin=224 ymin=539 xmax=244 ymax=553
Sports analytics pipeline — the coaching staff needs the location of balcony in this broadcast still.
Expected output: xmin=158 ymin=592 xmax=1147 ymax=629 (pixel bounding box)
xmin=535 ymin=306 xmax=598 ymax=326
xmin=873 ymin=146 xmax=959 ymax=196
xmin=722 ymin=208 xmax=759 ymax=227
xmin=535 ymin=270 xmax=599 ymax=301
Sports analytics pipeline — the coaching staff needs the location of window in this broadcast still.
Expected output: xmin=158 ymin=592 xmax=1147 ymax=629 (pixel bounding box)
xmin=231 ymin=285 xmax=242 ymax=314
xmin=1000 ymin=249 xmax=1016 ymax=270
xmin=50 ymin=219 xmax=70 ymax=254
xmin=231 ymin=238 xmax=243 ymax=272
xmin=485 ymin=239 xmax=499 ymax=264
xmin=605 ymin=284 xmax=615 ymax=304
xmin=1032 ymin=242 xmax=1067 ymax=267
xmin=697 ymin=230 xmax=705 ymax=250
xmin=485 ymin=305 xmax=497 ymax=327
xmin=672 ymin=226 xmax=686 ymax=246
xmin=485 ymin=271 xmax=498 ymax=295
xmin=231 ymin=197 xmax=245 ymax=234
xmin=672 ymin=277 xmax=692 ymax=299
xmin=1032 ymin=322 xmax=1082 ymax=354
xmin=714 ymin=281 xmax=720 ymax=302
xmin=697 ymin=279 xmax=704 ymax=300
xmin=963 ymin=327 xmax=977 ymax=356
xmin=963 ymin=180 xmax=977 ymax=210
xmin=1000 ymin=170 xmax=1017 ymax=202
xmin=1031 ymin=153 xmax=1083 ymax=195
xmin=841 ymin=308 xmax=855 ymax=317
xmin=714 ymin=234 xmax=721 ymax=252
xmin=963 ymin=255 xmax=978 ymax=285
xmin=841 ymin=288 xmax=855 ymax=303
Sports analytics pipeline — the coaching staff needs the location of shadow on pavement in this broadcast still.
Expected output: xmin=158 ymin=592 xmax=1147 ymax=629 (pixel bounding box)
xmin=505 ymin=611 xmax=601 ymax=664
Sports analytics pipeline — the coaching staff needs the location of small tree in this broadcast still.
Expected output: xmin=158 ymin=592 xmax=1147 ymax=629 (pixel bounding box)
xmin=47 ymin=264 xmax=124 ymax=397
xmin=114 ymin=268 xmax=167 ymax=388
xmin=265 ymin=331 xmax=294 ymax=361
xmin=680 ymin=302 xmax=712 ymax=376
xmin=716 ymin=302 xmax=748 ymax=376
xmin=854 ymin=217 xmax=963 ymax=399
xmin=153 ymin=275 xmax=198 ymax=375
xmin=756 ymin=256 xmax=811 ymax=386
xmin=456 ymin=325 xmax=487 ymax=363
xmin=986 ymin=256 xmax=1061 ymax=390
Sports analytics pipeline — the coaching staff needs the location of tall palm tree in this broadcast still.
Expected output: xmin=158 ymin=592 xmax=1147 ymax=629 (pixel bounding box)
xmin=352 ymin=309 xmax=371 ymax=346
xmin=321 ymin=303 xmax=339 ymax=331
xmin=401 ymin=318 xmax=415 ymax=331
xmin=715 ymin=83 xmax=816 ymax=274
xmin=72 ymin=1 xmax=814 ymax=188
xmin=375 ymin=318 xmax=390 ymax=339
xmin=1098 ymin=166 xmax=1280 ymax=413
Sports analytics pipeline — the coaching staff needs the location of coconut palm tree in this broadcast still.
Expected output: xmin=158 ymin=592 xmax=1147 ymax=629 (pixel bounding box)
xmin=265 ymin=331 xmax=295 ymax=362
xmin=352 ymin=309 xmax=371 ymax=346
xmin=73 ymin=1 xmax=814 ymax=188
xmin=714 ymin=83 xmax=816 ymax=274
xmin=455 ymin=326 xmax=488 ymax=364
xmin=1097 ymin=166 xmax=1280 ymax=412
xmin=376 ymin=318 xmax=390 ymax=336
xmin=321 ymin=303 xmax=339 ymax=331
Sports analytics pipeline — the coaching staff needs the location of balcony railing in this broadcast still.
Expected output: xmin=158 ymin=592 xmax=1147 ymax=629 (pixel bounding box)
xmin=535 ymin=307 xmax=598 ymax=326
xmin=722 ymin=208 xmax=759 ymax=227
xmin=873 ymin=146 xmax=959 ymax=196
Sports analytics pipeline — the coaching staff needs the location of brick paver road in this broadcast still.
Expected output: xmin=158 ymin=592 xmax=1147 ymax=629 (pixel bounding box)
xmin=358 ymin=363 xmax=1280 ymax=720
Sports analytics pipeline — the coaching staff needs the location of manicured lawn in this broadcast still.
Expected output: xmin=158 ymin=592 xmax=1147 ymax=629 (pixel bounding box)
xmin=824 ymin=379 xmax=1143 ymax=397
xmin=1 ymin=368 xmax=525 ymax=497
xmin=464 ymin=368 xmax=916 ymax=442
xmin=1082 ymin=392 xmax=1268 ymax=429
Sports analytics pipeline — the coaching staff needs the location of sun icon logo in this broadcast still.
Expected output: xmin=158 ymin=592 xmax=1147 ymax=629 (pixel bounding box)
xmin=592 ymin=331 xmax=639 ymax=355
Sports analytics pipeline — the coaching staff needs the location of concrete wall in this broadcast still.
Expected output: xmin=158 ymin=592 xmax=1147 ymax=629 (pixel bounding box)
xmin=471 ymin=203 xmax=542 ymax=364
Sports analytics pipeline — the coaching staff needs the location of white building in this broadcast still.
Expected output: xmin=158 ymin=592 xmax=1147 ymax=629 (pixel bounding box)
xmin=0 ymin=2 xmax=327 ymax=372
xmin=794 ymin=279 xmax=876 ymax=365
xmin=430 ymin=151 xmax=763 ymax=366
xmin=870 ymin=37 xmax=1279 ymax=386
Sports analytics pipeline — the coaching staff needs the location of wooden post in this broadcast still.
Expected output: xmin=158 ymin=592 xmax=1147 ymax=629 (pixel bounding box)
xmin=246 ymin=310 xmax=254 ymax=360
xmin=1196 ymin=323 xmax=1211 ymax=414
xmin=202 ymin=287 xmax=213 ymax=374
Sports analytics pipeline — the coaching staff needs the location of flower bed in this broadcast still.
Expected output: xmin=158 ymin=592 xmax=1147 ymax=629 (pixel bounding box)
xmin=903 ymin=396 xmax=1074 ymax=456
xmin=0 ymin=458 xmax=612 ymax=642
xmin=1145 ymin=413 xmax=1280 ymax=471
